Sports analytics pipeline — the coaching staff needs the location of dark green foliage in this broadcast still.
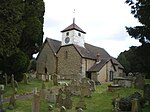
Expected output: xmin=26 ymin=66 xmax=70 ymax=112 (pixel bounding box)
xmin=125 ymin=0 xmax=150 ymax=44
xmin=0 ymin=0 xmax=45 ymax=82
xmin=125 ymin=0 xmax=150 ymax=78
xmin=119 ymin=92 xmax=145 ymax=111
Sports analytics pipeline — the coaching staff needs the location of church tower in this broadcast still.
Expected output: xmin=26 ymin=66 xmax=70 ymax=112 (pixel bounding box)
xmin=61 ymin=19 xmax=86 ymax=47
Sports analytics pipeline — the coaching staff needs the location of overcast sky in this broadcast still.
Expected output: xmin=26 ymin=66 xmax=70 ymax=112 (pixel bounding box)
xmin=43 ymin=0 xmax=141 ymax=58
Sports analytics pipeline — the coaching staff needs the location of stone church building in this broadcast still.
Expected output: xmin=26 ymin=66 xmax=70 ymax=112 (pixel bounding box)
xmin=36 ymin=20 xmax=124 ymax=83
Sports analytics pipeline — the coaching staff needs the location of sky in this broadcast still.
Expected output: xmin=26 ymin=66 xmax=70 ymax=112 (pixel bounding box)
xmin=43 ymin=0 xmax=141 ymax=58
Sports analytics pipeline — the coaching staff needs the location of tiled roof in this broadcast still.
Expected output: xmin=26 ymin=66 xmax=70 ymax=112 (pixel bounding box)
xmin=88 ymin=59 xmax=110 ymax=72
xmin=61 ymin=22 xmax=86 ymax=34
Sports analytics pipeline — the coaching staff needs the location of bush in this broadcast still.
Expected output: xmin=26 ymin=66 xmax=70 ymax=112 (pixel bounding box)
xmin=119 ymin=92 xmax=145 ymax=111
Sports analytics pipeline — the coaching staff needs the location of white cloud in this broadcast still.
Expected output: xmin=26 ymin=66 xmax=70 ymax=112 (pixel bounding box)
xmin=43 ymin=0 xmax=141 ymax=58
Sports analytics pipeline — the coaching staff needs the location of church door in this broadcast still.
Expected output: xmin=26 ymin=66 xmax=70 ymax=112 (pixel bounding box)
xmin=86 ymin=72 xmax=91 ymax=79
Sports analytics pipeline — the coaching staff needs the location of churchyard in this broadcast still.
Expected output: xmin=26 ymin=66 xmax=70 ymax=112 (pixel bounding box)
xmin=0 ymin=74 xmax=150 ymax=112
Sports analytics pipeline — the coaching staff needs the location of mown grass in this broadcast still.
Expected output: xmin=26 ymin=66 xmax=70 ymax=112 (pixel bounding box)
xmin=3 ymin=79 xmax=150 ymax=112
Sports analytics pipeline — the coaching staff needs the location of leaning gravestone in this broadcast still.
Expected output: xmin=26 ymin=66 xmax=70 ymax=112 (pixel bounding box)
xmin=69 ymin=79 xmax=80 ymax=96
xmin=143 ymin=84 xmax=150 ymax=105
xmin=32 ymin=88 xmax=40 ymax=112
xmin=0 ymin=85 xmax=5 ymax=112
xmin=134 ymin=73 xmax=145 ymax=89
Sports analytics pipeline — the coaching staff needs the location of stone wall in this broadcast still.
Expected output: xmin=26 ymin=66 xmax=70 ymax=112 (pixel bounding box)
xmin=36 ymin=42 xmax=57 ymax=75
xmin=57 ymin=45 xmax=81 ymax=79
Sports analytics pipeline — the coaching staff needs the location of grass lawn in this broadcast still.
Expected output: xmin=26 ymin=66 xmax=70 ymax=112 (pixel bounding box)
xmin=3 ymin=79 xmax=150 ymax=112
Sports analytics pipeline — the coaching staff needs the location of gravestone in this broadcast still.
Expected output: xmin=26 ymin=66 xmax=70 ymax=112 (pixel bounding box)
xmin=11 ymin=74 xmax=18 ymax=88
xmin=8 ymin=88 xmax=17 ymax=110
xmin=69 ymin=79 xmax=80 ymax=96
xmin=80 ymin=78 xmax=91 ymax=97
xmin=0 ymin=85 xmax=5 ymax=112
xmin=63 ymin=85 xmax=72 ymax=109
xmin=40 ymin=81 xmax=47 ymax=99
xmin=89 ymin=80 xmax=96 ymax=91
xmin=32 ymin=88 xmax=40 ymax=112
xmin=131 ymin=98 xmax=142 ymax=112
xmin=53 ymin=73 xmax=58 ymax=86
xmin=23 ymin=73 xmax=29 ymax=84
xmin=143 ymin=84 xmax=150 ymax=105
xmin=134 ymin=73 xmax=145 ymax=89
xmin=112 ymin=94 xmax=120 ymax=112
xmin=46 ymin=91 xmax=56 ymax=103
xmin=56 ymin=89 xmax=63 ymax=107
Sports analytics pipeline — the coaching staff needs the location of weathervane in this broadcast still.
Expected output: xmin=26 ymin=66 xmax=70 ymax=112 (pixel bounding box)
xmin=73 ymin=9 xmax=76 ymax=24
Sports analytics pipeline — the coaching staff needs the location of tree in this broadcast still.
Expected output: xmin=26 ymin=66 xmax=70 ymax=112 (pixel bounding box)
xmin=125 ymin=0 xmax=150 ymax=78
xmin=18 ymin=0 xmax=45 ymax=59
xmin=125 ymin=0 xmax=150 ymax=44
xmin=0 ymin=0 xmax=45 ymax=82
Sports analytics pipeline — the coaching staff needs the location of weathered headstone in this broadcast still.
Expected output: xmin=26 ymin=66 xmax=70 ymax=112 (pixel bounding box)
xmin=63 ymin=85 xmax=72 ymax=109
xmin=56 ymin=89 xmax=63 ymax=107
xmin=40 ymin=81 xmax=47 ymax=99
xmin=134 ymin=73 xmax=145 ymax=89
xmin=11 ymin=74 xmax=18 ymax=88
xmin=23 ymin=73 xmax=29 ymax=84
xmin=8 ymin=88 xmax=17 ymax=110
xmin=89 ymin=80 xmax=96 ymax=91
xmin=80 ymin=78 xmax=91 ymax=97
xmin=112 ymin=94 xmax=120 ymax=112
xmin=46 ymin=91 xmax=56 ymax=103
xmin=53 ymin=73 xmax=58 ymax=86
xmin=69 ymin=79 xmax=80 ymax=96
xmin=144 ymin=84 xmax=150 ymax=105
xmin=0 ymin=85 xmax=5 ymax=112
xmin=131 ymin=98 xmax=142 ymax=112
xmin=32 ymin=88 xmax=40 ymax=112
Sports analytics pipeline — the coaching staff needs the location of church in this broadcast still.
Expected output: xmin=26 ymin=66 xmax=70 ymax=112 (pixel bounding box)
xmin=36 ymin=19 xmax=124 ymax=83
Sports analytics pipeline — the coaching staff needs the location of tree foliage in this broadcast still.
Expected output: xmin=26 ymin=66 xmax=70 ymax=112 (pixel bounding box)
xmin=124 ymin=0 xmax=150 ymax=78
xmin=0 ymin=0 xmax=45 ymax=82
xmin=125 ymin=0 xmax=150 ymax=44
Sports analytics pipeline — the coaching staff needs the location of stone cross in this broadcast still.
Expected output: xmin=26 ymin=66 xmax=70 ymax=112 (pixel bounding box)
xmin=32 ymin=88 xmax=40 ymax=112
xmin=0 ymin=85 xmax=5 ymax=112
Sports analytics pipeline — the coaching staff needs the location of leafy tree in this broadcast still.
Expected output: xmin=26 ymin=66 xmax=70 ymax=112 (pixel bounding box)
xmin=0 ymin=0 xmax=45 ymax=82
xmin=125 ymin=0 xmax=150 ymax=44
xmin=19 ymin=0 xmax=45 ymax=59
xmin=125 ymin=0 xmax=150 ymax=78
